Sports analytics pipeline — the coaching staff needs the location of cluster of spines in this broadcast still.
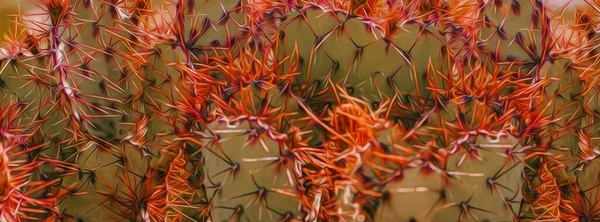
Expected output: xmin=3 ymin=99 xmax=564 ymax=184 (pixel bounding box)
xmin=1 ymin=0 xmax=600 ymax=221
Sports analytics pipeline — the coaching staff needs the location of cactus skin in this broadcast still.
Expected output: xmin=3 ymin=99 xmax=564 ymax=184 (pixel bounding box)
xmin=1 ymin=0 xmax=600 ymax=221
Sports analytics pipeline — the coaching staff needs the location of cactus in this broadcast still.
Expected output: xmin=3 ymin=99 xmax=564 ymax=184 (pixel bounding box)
xmin=1 ymin=0 xmax=600 ymax=221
